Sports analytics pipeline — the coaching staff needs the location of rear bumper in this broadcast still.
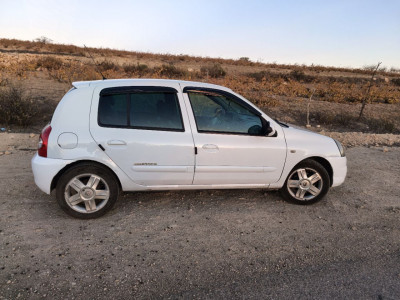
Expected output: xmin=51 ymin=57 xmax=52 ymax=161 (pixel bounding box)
xmin=326 ymin=156 xmax=347 ymax=187
xmin=31 ymin=153 xmax=74 ymax=194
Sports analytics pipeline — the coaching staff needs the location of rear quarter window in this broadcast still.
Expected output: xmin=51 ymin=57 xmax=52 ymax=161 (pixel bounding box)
xmin=98 ymin=94 xmax=128 ymax=127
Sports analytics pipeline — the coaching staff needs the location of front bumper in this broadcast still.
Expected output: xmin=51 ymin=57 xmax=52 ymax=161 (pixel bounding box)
xmin=326 ymin=156 xmax=347 ymax=187
xmin=31 ymin=153 xmax=74 ymax=194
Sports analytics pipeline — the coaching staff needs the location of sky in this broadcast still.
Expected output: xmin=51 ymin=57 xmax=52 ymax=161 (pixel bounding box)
xmin=0 ymin=0 xmax=399 ymax=68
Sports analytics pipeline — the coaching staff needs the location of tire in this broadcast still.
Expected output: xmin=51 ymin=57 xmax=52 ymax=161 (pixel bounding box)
xmin=56 ymin=163 xmax=119 ymax=219
xmin=280 ymin=159 xmax=330 ymax=205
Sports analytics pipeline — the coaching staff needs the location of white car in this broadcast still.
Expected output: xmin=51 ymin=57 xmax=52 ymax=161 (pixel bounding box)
xmin=31 ymin=79 xmax=347 ymax=218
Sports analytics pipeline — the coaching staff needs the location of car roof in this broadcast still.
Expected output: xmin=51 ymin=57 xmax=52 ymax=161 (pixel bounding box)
xmin=72 ymin=78 xmax=232 ymax=92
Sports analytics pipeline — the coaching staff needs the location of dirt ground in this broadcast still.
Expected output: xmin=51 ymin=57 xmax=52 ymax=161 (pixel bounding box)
xmin=0 ymin=135 xmax=400 ymax=299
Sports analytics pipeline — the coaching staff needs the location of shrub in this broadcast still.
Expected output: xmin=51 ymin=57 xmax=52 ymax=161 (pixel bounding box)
xmin=312 ymin=111 xmax=356 ymax=127
xmin=247 ymin=71 xmax=270 ymax=82
xmin=98 ymin=60 xmax=119 ymax=72
xmin=0 ymin=85 xmax=39 ymax=126
xmin=36 ymin=56 xmax=63 ymax=70
xmin=391 ymin=78 xmax=400 ymax=86
xmin=289 ymin=70 xmax=315 ymax=83
xmin=34 ymin=36 xmax=53 ymax=44
xmin=366 ymin=118 xmax=396 ymax=133
xmin=200 ymin=64 xmax=226 ymax=78
xmin=49 ymin=62 xmax=100 ymax=83
xmin=390 ymin=67 xmax=400 ymax=73
xmin=155 ymin=64 xmax=187 ymax=77
xmin=123 ymin=63 xmax=149 ymax=75
xmin=246 ymin=71 xmax=285 ymax=82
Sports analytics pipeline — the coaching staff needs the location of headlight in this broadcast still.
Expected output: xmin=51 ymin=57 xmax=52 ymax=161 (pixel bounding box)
xmin=333 ymin=139 xmax=345 ymax=157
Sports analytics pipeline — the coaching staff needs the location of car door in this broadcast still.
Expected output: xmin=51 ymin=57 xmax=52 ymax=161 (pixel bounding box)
xmin=182 ymin=86 xmax=287 ymax=185
xmin=90 ymin=84 xmax=195 ymax=186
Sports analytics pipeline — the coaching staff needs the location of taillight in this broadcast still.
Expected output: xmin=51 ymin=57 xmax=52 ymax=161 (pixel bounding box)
xmin=38 ymin=124 xmax=52 ymax=157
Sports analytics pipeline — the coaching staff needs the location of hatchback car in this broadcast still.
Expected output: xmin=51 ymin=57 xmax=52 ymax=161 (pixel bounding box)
xmin=32 ymin=79 xmax=347 ymax=218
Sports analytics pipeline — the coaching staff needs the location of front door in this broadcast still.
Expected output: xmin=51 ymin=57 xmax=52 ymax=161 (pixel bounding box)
xmin=182 ymin=87 xmax=286 ymax=185
xmin=90 ymin=84 xmax=195 ymax=186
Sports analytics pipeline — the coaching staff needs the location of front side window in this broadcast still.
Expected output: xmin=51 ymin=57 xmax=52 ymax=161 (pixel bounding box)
xmin=98 ymin=91 xmax=184 ymax=131
xmin=187 ymin=91 xmax=263 ymax=135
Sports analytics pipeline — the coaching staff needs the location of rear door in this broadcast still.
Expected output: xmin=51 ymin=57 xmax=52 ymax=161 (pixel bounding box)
xmin=90 ymin=84 xmax=195 ymax=186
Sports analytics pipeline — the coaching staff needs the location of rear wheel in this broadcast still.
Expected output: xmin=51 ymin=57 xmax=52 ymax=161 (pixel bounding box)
xmin=56 ymin=164 xmax=119 ymax=219
xmin=280 ymin=159 xmax=330 ymax=205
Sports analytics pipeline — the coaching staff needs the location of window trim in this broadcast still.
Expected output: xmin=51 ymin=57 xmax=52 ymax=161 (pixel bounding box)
xmin=183 ymin=86 xmax=262 ymax=117
xmin=185 ymin=87 xmax=266 ymax=136
xmin=97 ymin=88 xmax=185 ymax=132
xmin=100 ymin=86 xmax=178 ymax=96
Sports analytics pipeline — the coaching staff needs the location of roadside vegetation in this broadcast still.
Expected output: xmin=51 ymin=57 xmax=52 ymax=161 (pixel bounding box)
xmin=0 ymin=38 xmax=399 ymax=133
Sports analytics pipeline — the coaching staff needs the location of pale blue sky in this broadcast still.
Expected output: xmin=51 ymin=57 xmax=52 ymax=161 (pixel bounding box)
xmin=1 ymin=0 xmax=399 ymax=68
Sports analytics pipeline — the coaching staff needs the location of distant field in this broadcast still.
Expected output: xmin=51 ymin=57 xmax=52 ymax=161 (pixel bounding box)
xmin=0 ymin=38 xmax=399 ymax=133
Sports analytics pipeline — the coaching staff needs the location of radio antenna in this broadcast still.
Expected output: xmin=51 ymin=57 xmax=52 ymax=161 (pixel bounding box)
xmin=84 ymin=44 xmax=107 ymax=80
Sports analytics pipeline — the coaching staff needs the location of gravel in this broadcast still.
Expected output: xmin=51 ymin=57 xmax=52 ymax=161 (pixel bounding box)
xmin=0 ymin=140 xmax=399 ymax=299
xmin=322 ymin=131 xmax=400 ymax=148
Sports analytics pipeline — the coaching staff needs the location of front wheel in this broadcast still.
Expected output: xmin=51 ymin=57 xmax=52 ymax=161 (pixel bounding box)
xmin=56 ymin=164 xmax=119 ymax=219
xmin=280 ymin=159 xmax=330 ymax=205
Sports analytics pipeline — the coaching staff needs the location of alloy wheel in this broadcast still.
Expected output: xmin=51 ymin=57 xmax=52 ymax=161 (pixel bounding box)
xmin=287 ymin=167 xmax=323 ymax=201
xmin=64 ymin=174 xmax=110 ymax=214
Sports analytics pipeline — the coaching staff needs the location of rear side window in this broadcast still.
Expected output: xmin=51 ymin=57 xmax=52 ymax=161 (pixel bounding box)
xmin=130 ymin=93 xmax=183 ymax=130
xmin=98 ymin=91 xmax=184 ymax=131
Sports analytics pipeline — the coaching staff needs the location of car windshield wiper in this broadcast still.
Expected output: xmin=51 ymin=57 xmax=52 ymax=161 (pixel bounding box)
xmin=274 ymin=118 xmax=289 ymax=128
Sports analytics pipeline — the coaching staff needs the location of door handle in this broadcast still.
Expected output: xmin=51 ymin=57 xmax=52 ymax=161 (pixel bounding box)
xmin=107 ymin=140 xmax=127 ymax=146
xmin=202 ymin=144 xmax=219 ymax=152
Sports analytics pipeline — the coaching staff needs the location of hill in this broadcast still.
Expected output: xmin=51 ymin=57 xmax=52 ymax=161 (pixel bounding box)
xmin=0 ymin=38 xmax=399 ymax=133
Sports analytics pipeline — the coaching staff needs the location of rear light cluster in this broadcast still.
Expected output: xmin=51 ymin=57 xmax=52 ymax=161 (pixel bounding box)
xmin=38 ymin=124 xmax=52 ymax=157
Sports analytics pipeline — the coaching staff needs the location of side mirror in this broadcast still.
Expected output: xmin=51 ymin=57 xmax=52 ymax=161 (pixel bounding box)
xmin=248 ymin=125 xmax=263 ymax=135
xmin=261 ymin=118 xmax=277 ymax=137
xmin=264 ymin=122 xmax=273 ymax=135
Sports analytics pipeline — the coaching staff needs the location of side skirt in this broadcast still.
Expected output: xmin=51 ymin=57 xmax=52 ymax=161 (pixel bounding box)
xmin=124 ymin=183 xmax=277 ymax=192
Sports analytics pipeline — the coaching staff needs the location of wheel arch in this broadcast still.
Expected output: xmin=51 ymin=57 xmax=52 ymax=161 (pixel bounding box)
xmin=50 ymin=160 xmax=122 ymax=193
xmin=304 ymin=156 xmax=333 ymax=187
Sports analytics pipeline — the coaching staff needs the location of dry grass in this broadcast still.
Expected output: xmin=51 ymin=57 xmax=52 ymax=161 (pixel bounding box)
xmin=0 ymin=85 xmax=38 ymax=126
xmin=2 ymin=38 xmax=400 ymax=76
xmin=0 ymin=38 xmax=399 ymax=132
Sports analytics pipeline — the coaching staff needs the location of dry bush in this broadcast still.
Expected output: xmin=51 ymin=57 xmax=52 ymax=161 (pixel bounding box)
xmin=2 ymin=38 xmax=400 ymax=78
xmin=49 ymin=62 xmax=101 ymax=83
xmin=201 ymin=64 xmax=226 ymax=78
xmin=312 ymin=111 xmax=356 ymax=127
xmin=366 ymin=118 xmax=396 ymax=133
xmin=311 ymin=111 xmax=397 ymax=133
xmin=390 ymin=67 xmax=400 ymax=73
xmin=289 ymin=70 xmax=315 ymax=83
xmin=0 ymin=58 xmax=37 ymax=79
xmin=123 ymin=63 xmax=149 ymax=74
xmin=244 ymin=71 xmax=400 ymax=104
xmin=0 ymin=85 xmax=39 ymax=126
xmin=391 ymin=78 xmax=400 ymax=86
xmin=243 ymin=90 xmax=279 ymax=107
xmin=34 ymin=36 xmax=53 ymax=44
xmin=98 ymin=60 xmax=120 ymax=72
xmin=154 ymin=64 xmax=187 ymax=78
xmin=35 ymin=56 xmax=63 ymax=70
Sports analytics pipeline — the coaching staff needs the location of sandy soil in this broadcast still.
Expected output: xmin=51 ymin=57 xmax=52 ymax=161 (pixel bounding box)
xmin=0 ymin=137 xmax=399 ymax=299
